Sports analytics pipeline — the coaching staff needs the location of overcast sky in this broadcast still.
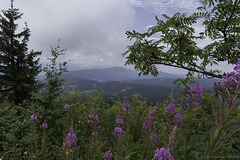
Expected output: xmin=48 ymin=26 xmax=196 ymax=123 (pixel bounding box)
xmin=0 ymin=0 xmax=234 ymax=74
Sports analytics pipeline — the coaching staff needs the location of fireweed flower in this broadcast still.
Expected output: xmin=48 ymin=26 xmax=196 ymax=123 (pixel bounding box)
xmin=63 ymin=133 xmax=77 ymax=152
xmin=217 ymin=59 xmax=240 ymax=92
xmin=115 ymin=117 xmax=124 ymax=125
xmin=164 ymin=103 xmax=176 ymax=116
xmin=42 ymin=120 xmax=48 ymax=129
xmin=63 ymin=131 xmax=77 ymax=152
xmin=143 ymin=118 xmax=154 ymax=133
xmin=150 ymin=132 xmax=159 ymax=144
xmin=122 ymin=100 xmax=132 ymax=115
xmin=88 ymin=113 xmax=100 ymax=136
xmin=113 ymin=117 xmax=126 ymax=155
xmin=113 ymin=117 xmax=125 ymax=136
xmin=30 ymin=113 xmax=37 ymax=122
xmin=185 ymin=86 xmax=203 ymax=106
xmin=103 ymin=151 xmax=113 ymax=160
xmin=153 ymin=147 xmax=175 ymax=160
xmin=233 ymin=58 xmax=240 ymax=73
xmin=221 ymin=71 xmax=240 ymax=92
xmin=174 ymin=113 xmax=183 ymax=124
xmin=113 ymin=127 xmax=125 ymax=136
xmin=143 ymin=108 xmax=158 ymax=133
xmin=88 ymin=113 xmax=100 ymax=124
xmin=64 ymin=104 xmax=70 ymax=110
xmin=143 ymin=108 xmax=159 ymax=146
xmin=149 ymin=108 xmax=157 ymax=119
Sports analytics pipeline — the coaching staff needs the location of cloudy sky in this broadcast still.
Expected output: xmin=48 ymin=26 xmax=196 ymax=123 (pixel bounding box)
xmin=0 ymin=0 xmax=234 ymax=74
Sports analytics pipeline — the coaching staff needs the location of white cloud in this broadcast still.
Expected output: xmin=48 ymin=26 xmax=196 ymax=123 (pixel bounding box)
xmin=0 ymin=0 xmax=136 ymax=68
xmin=129 ymin=0 xmax=145 ymax=7
xmin=0 ymin=0 xmax=234 ymax=74
xmin=130 ymin=0 xmax=201 ymax=15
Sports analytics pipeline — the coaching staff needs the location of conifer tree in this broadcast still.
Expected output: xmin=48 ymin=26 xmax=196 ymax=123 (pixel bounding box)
xmin=0 ymin=0 xmax=41 ymax=104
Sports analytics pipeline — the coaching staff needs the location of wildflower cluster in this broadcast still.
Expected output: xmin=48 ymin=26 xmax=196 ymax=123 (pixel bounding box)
xmin=174 ymin=113 xmax=183 ymax=124
xmin=30 ymin=113 xmax=37 ymax=122
xmin=185 ymin=86 xmax=203 ymax=106
xmin=113 ymin=117 xmax=125 ymax=136
xmin=219 ymin=59 xmax=240 ymax=91
xmin=122 ymin=100 xmax=132 ymax=115
xmin=88 ymin=113 xmax=100 ymax=136
xmin=121 ymin=98 xmax=132 ymax=128
xmin=42 ymin=120 xmax=48 ymax=129
xmin=164 ymin=103 xmax=183 ymax=125
xmin=233 ymin=58 xmax=240 ymax=73
xmin=143 ymin=108 xmax=157 ymax=133
xmin=64 ymin=104 xmax=70 ymax=110
xmin=63 ymin=128 xmax=77 ymax=152
xmin=103 ymin=151 xmax=113 ymax=160
xmin=207 ymin=71 xmax=240 ymax=155
xmin=143 ymin=108 xmax=159 ymax=145
xmin=153 ymin=147 xmax=175 ymax=160
xmin=164 ymin=103 xmax=176 ymax=116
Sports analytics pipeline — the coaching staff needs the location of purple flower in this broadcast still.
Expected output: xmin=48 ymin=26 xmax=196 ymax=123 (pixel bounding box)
xmin=221 ymin=71 xmax=240 ymax=91
xmin=143 ymin=108 xmax=159 ymax=147
xmin=30 ymin=113 xmax=37 ymax=122
xmin=150 ymin=132 xmax=159 ymax=145
xmin=89 ymin=113 xmax=95 ymax=119
xmin=42 ymin=120 xmax=48 ymax=129
xmin=103 ymin=151 xmax=113 ymax=159
xmin=153 ymin=147 xmax=175 ymax=160
xmin=174 ymin=113 xmax=183 ymax=123
xmin=233 ymin=58 xmax=240 ymax=73
xmin=143 ymin=119 xmax=154 ymax=133
xmin=63 ymin=132 xmax=77 ymax=152
xmin=164 ymin=103 xmax=176 ymax=116
xmin=115 ymin=118 xmax=124 ymax=125
xmin=88 ymin=113 xmax=100 ymax=137
xmin=122 ymin=100 xmax=132 ymax=115
xmin=143 ymin=108 xmax=158 ymax=133
xmin=148 ymin=108 xmax=157 ymax=119
xmin=95 ymin=114 xmax=99 ymax=120
xmin=185 ymin=86 xmax=203 ymax=105
xmin=64 ymin=104 xmax=70 ymax=110
xmin=87 ymin=120 xmax=93 ymax=123
xmin=113 ymin=127 xmax=125 ymax=136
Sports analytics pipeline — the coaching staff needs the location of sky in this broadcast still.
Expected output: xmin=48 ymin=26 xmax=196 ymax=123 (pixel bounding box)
xmin=0 ymin=0 xmax=234 ymax=75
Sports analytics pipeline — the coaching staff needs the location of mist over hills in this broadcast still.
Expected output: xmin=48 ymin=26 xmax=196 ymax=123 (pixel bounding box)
xmin=62 ymin=67 xmax=182 ymax=82
xmin=38 ymin=67 xmax=219 ymax=103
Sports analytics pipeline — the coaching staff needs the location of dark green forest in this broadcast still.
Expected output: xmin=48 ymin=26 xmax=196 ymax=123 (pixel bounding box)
xmin=1 ymin=0 xmax=240 ymax=159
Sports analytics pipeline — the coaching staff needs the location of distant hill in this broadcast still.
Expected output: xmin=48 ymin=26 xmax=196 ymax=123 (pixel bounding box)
xmin=62 ymin=67 xmax=182 ymax=82
xmin=38 ymin=67 xmax=219 ymax=103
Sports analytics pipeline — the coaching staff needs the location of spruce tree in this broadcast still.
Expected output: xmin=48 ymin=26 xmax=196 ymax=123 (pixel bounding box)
xmin=0 ymin=0 xmax=41 ymax=104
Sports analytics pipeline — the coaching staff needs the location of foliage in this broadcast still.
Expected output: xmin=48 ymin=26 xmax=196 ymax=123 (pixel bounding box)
xmin=0 ymin=0 xmax=41 ymax=104
xmin=38 ymin=41 xmax=69 ymax=107
xmin=0 ymin=99 xmax=31 ymax=159
xmin=1 ymin=1 xmax=240 ymax=160
xmin=123 ymin=0 xmax=240 ymax=78
xmin=1 ymin=78 xmax=240 ymax=159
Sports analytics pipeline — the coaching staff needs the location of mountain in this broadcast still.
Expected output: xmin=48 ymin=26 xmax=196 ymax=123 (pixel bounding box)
xmin=38 ymin=67 xmax=219 ymax=103
xmin=62 ymin=67 xmax=182 ymax=82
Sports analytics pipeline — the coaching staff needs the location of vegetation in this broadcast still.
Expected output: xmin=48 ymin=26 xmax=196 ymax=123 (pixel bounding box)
xmin=0 ymin=0 xmax=41 ymax=104
xmin=1 ymin=0 xmax=240 ymax=160
xmin=1 ymin=62 xmax=240 ymax=159
xmin=123 ymin=0 xmax=240 ymax=78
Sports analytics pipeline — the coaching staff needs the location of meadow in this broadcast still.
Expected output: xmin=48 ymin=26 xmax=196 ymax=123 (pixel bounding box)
xmin=1 ymin=61 xmax=240 ymax=160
